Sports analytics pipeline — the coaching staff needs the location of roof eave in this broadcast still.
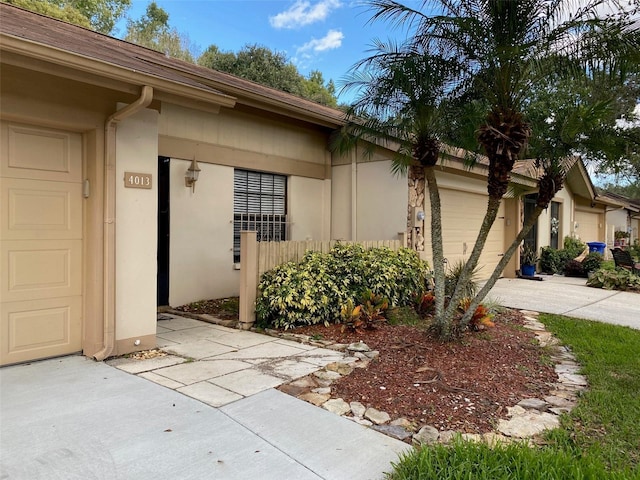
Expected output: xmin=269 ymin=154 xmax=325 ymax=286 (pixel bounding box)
xmin=0 ymin=33 xmax=238 ymax=111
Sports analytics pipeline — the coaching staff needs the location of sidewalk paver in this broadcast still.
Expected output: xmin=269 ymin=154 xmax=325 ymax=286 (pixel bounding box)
xmin=108 ymin=313 xmax=355 ymax=408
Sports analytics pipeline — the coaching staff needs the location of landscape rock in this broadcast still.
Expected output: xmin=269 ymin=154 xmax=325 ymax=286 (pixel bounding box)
xmin=323 ymin=398 xmax=351 ymax=416
xmin=326 ymin=343 xmax=349 ymax=351
xmin=350 ymin=417 xmax=373 ymax=427
xmin=364 ymin=407 xmax=391 ymax=425
xmin=437 ymin=430 xmax=457 ymax=444
xmin=506 ymin=405 xmax=527 ymax=417
xmin=390 ymin=418 xmax=414 ymax=430
xmin=461 ymin=433 xmax=483 ymax=443
xmin=413 ymin=425 xmax=440 ymax=445
xmin=364 ymin=350 xmax=380 ymax=359
xmin=373 ymin=425 xmax=412 ymax=441
xmin=347 ymin=342 xmax=371 ymax=353
xmin=517 ymin=398 xmax=548 ymax=411
xmin=289 ymin=376 xmax=318 ymax=389
xmin=497 ymin=411 xmax=560 ymax=438
xmin=350 ymin=401 xmax=366 ymax=418
xmin=312 ymin=387 xmax=331 ymax=395
xmin=557 ymin=373 xmax=588 ymax=386
xmin=482 ymin=432 xmax=511 ymax=446
xmin=279 ymin=383 xmax=308 ymax=397
xmin=544 ymin=395 xmax=576 ymax=409
xmin=299 ymin=392 xmax=331 ymax=406
xmin=555 ymin=363 xmax=581 ymax=375
xmin=313 ymin=370 xmax=342 ymax=382
xmin=326 ymin=362 xmax=354 ymax=376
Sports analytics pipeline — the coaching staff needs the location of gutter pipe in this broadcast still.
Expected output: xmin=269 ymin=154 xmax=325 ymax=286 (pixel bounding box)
xmin=94 ymin=86 xmax=153 ymax=361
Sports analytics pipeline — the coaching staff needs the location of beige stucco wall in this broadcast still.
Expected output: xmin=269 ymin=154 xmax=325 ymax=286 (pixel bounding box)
xmin=169 ymin=160 xmax=238 ymax=307
xmin=168 ymin=163 xmax=332 ymax=307
xmin=158 ymin=103 xmax=328 ymax=177
xmin=330 ymin=163 xmax=353 ymax=240
xmin=356 ymin=160 xmax=407 ymax=241
xmin=289 ymin=176 xmax=331 ymax=241
xmin=606 ymin=208 xmax=630 ymax=247
xmin=535 ymin=185 xmax=574 ymax=249
xmin=115 ymin=108 xmax=159 ymax=343
xmin=330 ymin=157 xmax=407 ymax=242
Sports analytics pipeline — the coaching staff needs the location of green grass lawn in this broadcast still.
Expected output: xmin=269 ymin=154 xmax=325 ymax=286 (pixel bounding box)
xmin=387 ymin=315 xmax=640 ymax=479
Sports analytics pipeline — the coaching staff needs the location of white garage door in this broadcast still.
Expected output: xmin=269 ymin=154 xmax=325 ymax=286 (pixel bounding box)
xmin=439 ymin=188 xmax=505 ymax=280
xmin=1 ymin=122 xmax=83 ymax=365
xmin=574 ymin=210 xmax=601 ymax=243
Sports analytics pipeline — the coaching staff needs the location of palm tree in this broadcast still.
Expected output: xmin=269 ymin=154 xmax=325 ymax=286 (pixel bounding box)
xmin=338 ymin=0 xmax=639 ymax=338
xmin=333 ymin=40 xmax=457 ymax=332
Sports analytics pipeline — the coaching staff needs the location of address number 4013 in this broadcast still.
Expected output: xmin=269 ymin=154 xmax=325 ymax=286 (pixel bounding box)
xmin=124 ymin=172 xmax=152 ymax=189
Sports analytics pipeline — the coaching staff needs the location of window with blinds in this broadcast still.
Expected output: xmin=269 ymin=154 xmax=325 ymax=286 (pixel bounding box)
xmin=233 ymin=170 xmax=288 ymax=262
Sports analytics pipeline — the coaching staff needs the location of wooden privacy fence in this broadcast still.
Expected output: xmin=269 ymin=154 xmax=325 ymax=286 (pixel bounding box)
xmin=238 ymin=231 xmax=407 ymax=328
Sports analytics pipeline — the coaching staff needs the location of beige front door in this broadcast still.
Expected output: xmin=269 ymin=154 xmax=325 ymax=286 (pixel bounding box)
xmin=1 ymin=122 xmax=83 ymax=365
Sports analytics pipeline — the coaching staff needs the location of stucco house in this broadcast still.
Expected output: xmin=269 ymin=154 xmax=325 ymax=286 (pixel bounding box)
xmin=599 ymin=192 xmax=640 ymax=249
xmin=0 ymin=4 xmax=606 ymax=366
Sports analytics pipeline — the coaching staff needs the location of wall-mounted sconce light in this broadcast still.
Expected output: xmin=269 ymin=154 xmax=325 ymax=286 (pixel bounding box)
xmin=185 ymin=158 xmax=201 ymax=191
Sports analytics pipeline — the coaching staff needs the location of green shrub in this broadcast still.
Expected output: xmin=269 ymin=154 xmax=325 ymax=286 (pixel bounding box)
xmin=630 ymin=240 xmax=640 ymax=261
xmin=444 ymin=259 xmax=480 ymax=299
xmin=540 ymin=238 xmax=590 ymax=275
xmin=563 ymin=236 xmax=587 ymax=258
xmin=587 ymin=268 xmax=640 ymax=291
xmin=255 ymin=244 xmax=430 ymax=329
xmin=582 ymin=252 xmax=603 ymax=273
xmin=540 ymin=246 xmax=563 ymax=274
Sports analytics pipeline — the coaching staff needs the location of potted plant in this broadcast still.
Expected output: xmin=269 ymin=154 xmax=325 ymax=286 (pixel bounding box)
xmin=520 ymin=244 xmax=538 ymax=276
xmin=614 ymin=230 xmax=629 ymax=247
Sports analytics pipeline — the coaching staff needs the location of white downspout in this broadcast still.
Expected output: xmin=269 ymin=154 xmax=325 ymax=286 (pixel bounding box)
xmin=94 ymin=86 xmax=154 ymax=361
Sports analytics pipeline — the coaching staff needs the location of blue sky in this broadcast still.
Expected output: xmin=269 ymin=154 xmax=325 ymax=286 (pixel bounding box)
xmin=117 ymin=0 xmax=415 ymax=102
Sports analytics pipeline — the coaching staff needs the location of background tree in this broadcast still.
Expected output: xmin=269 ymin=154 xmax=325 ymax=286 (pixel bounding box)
xmin=341 ymin=0 xmax=639 ymax=338
xmin=198 ymin=44 xmax=339 ymax=107
xmin=2 ymin=0 xmax=130 ymax=33
xmin=124 ymin=1 xmax=195 ymax=62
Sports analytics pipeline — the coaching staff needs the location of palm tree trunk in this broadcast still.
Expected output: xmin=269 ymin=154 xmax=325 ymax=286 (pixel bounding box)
xmin=408 ymin=166 xmax=425 ymax=251
xmin=424 ymin=166 xmax=446 ymax=332
xmin=442 ymin=195 xmax=503 ymax=325
xmin=459 ymin=204 xmax=544 ymax=327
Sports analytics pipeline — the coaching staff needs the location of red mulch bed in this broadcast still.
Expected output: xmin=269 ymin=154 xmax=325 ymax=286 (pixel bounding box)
xmin=292 ymin=310 xmax=557 ymax=433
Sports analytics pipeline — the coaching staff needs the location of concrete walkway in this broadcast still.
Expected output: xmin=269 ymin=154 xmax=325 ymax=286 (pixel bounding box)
xmin=0 ymin=316 xmax=409 ymax=480
xmin=486 ymin=275 xmax=640 ymax=330
xmin=107 ymin=314 xmax=352 ymax=407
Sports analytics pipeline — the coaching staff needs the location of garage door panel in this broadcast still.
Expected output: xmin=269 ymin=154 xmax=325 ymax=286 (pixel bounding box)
xmin=1 ymin=240 xmax=82 ymax=302
xmin=0 ymin=297 xmax=82 ymax=365
xmin=440 ymin=189 xmax=505 ymax=279
xmin=1 ymin=122 xmax=82 ymax=182
xmin=575 ymin=210 xmax=600 ymax=243
xmin=1 ymin=121 xmax=83 ymax=366
xmin=1 ymin=178 xmax=82 ymax=240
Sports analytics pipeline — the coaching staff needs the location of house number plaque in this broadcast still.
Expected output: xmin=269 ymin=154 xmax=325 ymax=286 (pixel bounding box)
xmin=124 ymin=172 xmax=152 ymax=189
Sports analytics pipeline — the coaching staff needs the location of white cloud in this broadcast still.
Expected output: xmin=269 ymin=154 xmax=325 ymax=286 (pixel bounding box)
xmin=297 ymin=29 xmax=344 ymax=54
xmin=270 ymin=0 xmax=342 ymax=29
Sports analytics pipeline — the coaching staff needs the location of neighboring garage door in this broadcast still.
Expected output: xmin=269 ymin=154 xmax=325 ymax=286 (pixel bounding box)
xmin=1 ymin=122 xmax=83 ymax=366
xmin=439 ymin=188 xmax=505 ymax=280
xmin=574 ymin=210 xmax=601 ymax=244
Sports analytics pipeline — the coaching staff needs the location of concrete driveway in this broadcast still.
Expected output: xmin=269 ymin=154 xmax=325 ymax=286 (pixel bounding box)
xmin=0 ymin=355 xmax=408 ymax=480
xmin=486 ymin=275 xmax=640 ymax=330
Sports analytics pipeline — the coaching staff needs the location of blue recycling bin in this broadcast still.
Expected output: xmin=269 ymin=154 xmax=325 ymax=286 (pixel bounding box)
xmin=587 ymin=242 xmax=606 ymax=255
